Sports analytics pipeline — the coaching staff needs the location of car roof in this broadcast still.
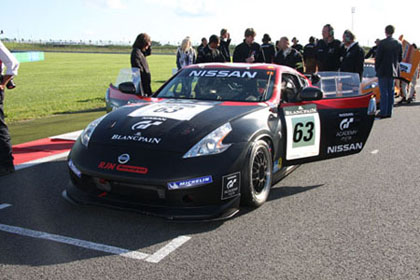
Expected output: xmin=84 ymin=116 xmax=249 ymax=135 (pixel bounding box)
xmin=184 ymin=63 xmax=288 ymax=71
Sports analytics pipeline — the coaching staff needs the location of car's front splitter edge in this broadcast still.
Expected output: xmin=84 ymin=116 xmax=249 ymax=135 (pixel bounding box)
xmin=62 ymin=185 xmax=240 ymax=222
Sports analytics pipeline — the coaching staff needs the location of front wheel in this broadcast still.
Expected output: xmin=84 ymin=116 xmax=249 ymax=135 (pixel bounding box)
xmin=241 ymin=140 xmax=273 ymax=207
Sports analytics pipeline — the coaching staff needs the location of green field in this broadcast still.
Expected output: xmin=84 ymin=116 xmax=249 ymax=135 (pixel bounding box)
xmin=5 ymin=52 xmax=175 ymax=122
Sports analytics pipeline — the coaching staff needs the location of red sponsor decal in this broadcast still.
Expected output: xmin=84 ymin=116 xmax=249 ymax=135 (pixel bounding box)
xmin=98 ymin=161 xmax=148 ymax=174
xmin=98 ymin=161 xmax=116 ymax=170
xmin=116 ymin=164 xmax=148 ymax=174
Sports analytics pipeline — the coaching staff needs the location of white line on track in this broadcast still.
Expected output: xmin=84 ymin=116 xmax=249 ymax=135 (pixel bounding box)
xmin=0 ymin=204 xmax=12 ymax=210
xmin=145 ymin=236 xmax=192 ymax=263
xmin=15 ymin=151 xmax=70 ymax=171
xmin=0 ymin=223 xmax=190 ymax=263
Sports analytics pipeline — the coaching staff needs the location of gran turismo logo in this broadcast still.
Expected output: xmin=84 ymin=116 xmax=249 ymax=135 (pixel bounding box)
xmin=227 ymin=178 xmax=237 ymax=189
xmin=339 ymin=118 xmax=354 ymax=131
xmin=131 ymin=120 xmax=163 ymax=131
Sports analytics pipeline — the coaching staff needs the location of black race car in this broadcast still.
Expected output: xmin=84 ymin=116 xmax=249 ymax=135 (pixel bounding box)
xmin=64 ymin=63 xmax=376 ymax=220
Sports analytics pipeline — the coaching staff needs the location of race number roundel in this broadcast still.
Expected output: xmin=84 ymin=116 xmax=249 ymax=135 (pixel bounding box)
xmin=283 ymin=104 xmax=321 ymax=160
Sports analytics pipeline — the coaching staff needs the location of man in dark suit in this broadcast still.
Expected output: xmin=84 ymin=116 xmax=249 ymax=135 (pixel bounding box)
xmin=375 ymin=25 xmax=403 ymax=118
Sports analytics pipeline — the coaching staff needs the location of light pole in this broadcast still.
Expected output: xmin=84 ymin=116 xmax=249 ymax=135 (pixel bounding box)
xmin=351 ymin=7 xmax=356 ymax=31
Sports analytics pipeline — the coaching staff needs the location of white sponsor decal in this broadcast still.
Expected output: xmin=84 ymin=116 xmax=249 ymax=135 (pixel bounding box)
xmin=189 ymin=70 xmax=258 ymax=78
xmin=131 ymin=120 xmax=163 ymax=130
xmin=339 ymin=118 xmax=354 ymax=130
xmin=128 ymin=103 xmax=212 ymax=121
xmin=327 ymin=142 xmax=363 ymax=154
xmin=111 ymin=134 xmax=161 ymax=144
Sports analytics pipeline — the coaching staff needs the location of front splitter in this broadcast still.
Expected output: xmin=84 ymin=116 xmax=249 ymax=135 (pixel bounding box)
xmin=62 ymin=185 xmax=240 ymax=222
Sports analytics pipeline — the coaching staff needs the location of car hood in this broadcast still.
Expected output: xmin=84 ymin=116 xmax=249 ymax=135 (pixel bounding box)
xmin=90 ymin=99 xmax=265 ymax=153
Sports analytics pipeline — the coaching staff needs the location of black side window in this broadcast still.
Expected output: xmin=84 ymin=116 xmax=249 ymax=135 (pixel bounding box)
xmin=281 ymin=73 xmax=302 ymax=103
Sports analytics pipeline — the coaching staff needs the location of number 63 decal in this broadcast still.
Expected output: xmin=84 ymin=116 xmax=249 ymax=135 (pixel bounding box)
xmin=285 ymin=111 xmax=321 ymax=160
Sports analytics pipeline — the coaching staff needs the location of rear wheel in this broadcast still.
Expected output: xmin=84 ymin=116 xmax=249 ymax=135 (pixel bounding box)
xmin=241 ymin=140 xmax=273 ymax=207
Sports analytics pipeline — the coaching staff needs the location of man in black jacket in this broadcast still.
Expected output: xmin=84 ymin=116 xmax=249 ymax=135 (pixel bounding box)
xmin=339 ymin=30 xmax=365 ymax=81
xmin=365 ymin=39 xmax=380 ymax=59
xmin=218 ymin=29 xmax=231 ymax=62
xmin=273 ymin=37 xmax=304 ymax=73
xmin=233 ymin=28 xmax=262 ymax=63
xmin=316 ymin=24 xmax=343 ymax=71
xmin=261 ymin=34 xmax=275 ymax=63
xmin=375 ymin=25 xmax=403 ymax=118
xmin=196 ymin=35 xmax=226 ymax=63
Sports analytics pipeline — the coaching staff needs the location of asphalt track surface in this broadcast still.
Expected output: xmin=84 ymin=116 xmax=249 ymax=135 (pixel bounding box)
xmin=1 ymin=94 xmax=420 ymax=279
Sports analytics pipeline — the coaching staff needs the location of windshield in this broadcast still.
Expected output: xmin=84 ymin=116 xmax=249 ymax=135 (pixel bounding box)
xmin=313 ymin=72 xmax=361 ymax=98
xmin=155 ymin=68 xmax=276 ymax=102
xmin=363 ymin=63 xmax=376 ymax=78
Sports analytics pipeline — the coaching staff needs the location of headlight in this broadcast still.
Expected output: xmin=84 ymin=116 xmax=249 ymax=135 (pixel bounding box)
xmin=183 ymin=123 xmax=232 ymax=158
xmin=80 ymin=115 xmax=106 ymax=147
xmin=363 ymin=82 xmax=378 ymax=90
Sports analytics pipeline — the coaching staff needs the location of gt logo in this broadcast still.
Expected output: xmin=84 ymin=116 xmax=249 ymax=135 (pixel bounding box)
xmin=131 ymin=120 xmax=163 ymax=130
xmin=227 ymin=178 xmax=237 ymax=189
xmin=339 ymin=118 xmax=354 ymax=131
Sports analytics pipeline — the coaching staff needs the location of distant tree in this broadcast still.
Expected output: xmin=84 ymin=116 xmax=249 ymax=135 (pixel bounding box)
xmin=151 ymin=40 xmax=161 ymax=47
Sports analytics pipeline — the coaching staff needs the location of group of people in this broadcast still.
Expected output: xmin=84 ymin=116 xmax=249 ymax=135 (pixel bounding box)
xmin=130 ymin=24 xmax=406 ymax=120
xmin=173 ymin=24 xmax=367 ymax=80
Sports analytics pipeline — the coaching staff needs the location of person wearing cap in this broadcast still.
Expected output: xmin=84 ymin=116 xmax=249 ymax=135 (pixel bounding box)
xmin=340 ymin=30 xmax=365 ymax=81
xmin=291 ymin=37 xmax=303 ymax=53
xmin=218 ymin=29 xmax=231 ymax=62
xmin=0 ymin=39 xmax=19 ymax=176
xmin=233 ymin=28 xmax=262 ymax=63
xmin=365 ymin=39 xmax=380 ymax=59
xmin=261 ymin=34 xmax=275 ymax=63
xmin=303 ymin=36 xmax=317 ymax=73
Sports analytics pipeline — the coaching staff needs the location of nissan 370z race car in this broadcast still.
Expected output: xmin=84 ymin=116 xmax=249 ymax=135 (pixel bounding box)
xmin=64 ymin=63 xmax=376 ymax=220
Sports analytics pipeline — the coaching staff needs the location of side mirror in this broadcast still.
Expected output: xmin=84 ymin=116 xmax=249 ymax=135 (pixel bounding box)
xmin=299 ymin=87 xmax=323 ymax=101
xmin=118 ymin=82 xmax=137 ymax=94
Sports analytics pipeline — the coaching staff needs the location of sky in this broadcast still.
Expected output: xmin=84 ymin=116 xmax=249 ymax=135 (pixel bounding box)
xmin=1 ymin=0 xmax=420 ymax=47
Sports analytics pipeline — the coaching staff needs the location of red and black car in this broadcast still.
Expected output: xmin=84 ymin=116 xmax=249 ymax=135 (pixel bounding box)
xmin=65 ymin=63 xmax=376 ymax=220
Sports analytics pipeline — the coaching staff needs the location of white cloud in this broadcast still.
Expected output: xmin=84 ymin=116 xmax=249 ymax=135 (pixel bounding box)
xmin=83 ymin=0 xmax=126 ymax=10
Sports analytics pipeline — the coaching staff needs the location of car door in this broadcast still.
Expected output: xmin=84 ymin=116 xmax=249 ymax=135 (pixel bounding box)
xmin=278 ymin=71 xmax=375 ymax=166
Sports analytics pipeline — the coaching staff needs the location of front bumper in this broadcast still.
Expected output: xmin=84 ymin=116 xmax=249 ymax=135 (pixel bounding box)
xmin=65 ymin=140 xmax=249 ymax=221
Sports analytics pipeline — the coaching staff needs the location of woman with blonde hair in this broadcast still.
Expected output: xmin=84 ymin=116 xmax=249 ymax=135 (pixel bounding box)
xmin=176 ymin=37 xmax=196 ymax=70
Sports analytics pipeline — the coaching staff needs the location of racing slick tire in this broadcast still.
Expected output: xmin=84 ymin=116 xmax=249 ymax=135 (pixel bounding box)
xmin=240 ymin=140 xmax=273 ymax=207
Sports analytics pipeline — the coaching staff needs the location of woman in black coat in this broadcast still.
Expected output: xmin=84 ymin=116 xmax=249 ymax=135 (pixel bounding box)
xmin=131 ymin=33 xmax=152 ymax=96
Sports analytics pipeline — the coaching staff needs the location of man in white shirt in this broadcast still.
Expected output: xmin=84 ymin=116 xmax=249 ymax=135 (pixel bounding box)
xmin=0 ymin=40 xmax=19 ymax=176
